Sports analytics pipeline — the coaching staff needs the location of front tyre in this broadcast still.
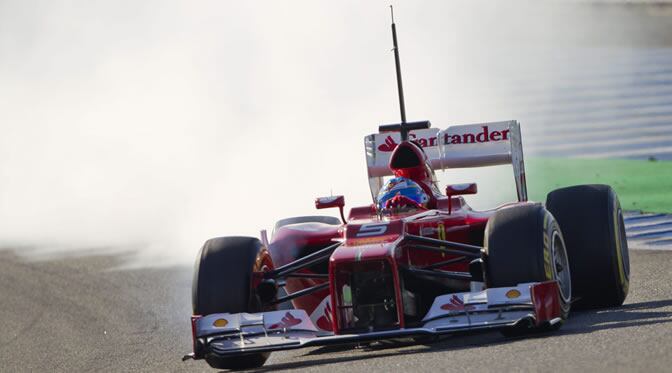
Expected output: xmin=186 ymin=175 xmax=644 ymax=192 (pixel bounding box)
xmin=484 ymin=204 xmax=572 ymax=334
xmin=546 ymin=184 xmax=630 ymax=309
xmin=192 ymin=236 xmax=274 ymax=370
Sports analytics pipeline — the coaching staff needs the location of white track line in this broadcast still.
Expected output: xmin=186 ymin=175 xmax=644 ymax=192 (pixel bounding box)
xmin=525 ymin=112 xmax=672 ymax=135
xmin=526 ymin=134 xmax=672 ymax=153
xmin=527 ymin=122 xmax=672 ymax=146
xmin=625 ymin=211 xmax=672 ymax=251
xmin=570 ymin=145 xmax=672 ymax=159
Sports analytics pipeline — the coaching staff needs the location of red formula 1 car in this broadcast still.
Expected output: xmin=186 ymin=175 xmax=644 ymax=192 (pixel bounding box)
xmin=184 ymin=16 xmax=630 ymax=372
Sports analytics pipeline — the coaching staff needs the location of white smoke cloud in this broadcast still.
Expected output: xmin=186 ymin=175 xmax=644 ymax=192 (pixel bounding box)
xmin=0 ymin=1 xmax=667 ymax=265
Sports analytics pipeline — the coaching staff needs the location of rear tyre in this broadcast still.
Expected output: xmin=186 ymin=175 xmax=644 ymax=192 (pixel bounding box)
xmin=484 ymin=204 xmax=571 ymax=336
xmin=546 ymin=184 xmax=630 ymax=310
xmin=192 ymin=236 xmax=274 ymax=370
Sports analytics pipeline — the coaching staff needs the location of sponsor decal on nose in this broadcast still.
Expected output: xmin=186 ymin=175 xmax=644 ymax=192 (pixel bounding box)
xmin=269 ymin=312 xmax=302 ymax=329
xmin=213 ymin=318 xmax=229 ymax=327
xmin=506 ymin=289 xmax=521 ymax=299
xmin=441 ymin=295 xmax=475 ymax=311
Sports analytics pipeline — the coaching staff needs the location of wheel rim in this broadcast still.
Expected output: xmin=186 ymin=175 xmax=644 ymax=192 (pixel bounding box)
xmin=551 ymin=230 xmax=572 ymax=303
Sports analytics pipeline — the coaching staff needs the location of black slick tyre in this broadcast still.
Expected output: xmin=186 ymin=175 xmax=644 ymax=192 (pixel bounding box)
xmin=484 ymin=204 xmax=572 ymax=335
xmin=192 ymin=236 xmax=274 ymax=370
xmin=546 ymin=184 xmax=630 ymax=310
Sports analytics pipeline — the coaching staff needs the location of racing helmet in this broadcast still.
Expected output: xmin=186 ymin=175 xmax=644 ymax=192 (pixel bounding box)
xmin=377 ymin=177 xmax=430 ymax=211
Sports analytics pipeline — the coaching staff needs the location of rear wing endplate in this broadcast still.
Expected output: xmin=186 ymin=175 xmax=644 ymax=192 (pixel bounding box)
xmin=364 ymin=120 xmax=527 ymax=203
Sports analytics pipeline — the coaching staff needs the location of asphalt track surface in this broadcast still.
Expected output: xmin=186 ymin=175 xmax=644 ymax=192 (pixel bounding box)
xmin=1 ymin=241 xmax=671 ymax=373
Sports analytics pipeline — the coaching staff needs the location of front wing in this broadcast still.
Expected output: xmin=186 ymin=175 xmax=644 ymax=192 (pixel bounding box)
xmin=186 ymin=281 xmax=561 ymax=359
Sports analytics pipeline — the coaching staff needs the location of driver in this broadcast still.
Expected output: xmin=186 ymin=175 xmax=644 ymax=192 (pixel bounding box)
xmin=377 ymin=177 xmax=430 ymax=212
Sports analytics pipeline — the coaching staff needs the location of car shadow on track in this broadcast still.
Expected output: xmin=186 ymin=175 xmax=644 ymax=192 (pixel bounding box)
xmin=241 ymin=299 xmax=672 ymax=373
xmin=560 ymin=299 xmax=672 ymax=334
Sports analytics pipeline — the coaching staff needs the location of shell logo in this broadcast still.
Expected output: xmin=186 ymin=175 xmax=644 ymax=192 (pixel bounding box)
xmin=505 ymin=289 xmax=521 ymax=299
xmin=213 ymin=318 xmax=229 ymax=327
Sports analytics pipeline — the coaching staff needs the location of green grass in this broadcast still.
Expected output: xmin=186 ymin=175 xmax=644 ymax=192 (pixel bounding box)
xmin=527 ymin=157 xmax=672 ymax=213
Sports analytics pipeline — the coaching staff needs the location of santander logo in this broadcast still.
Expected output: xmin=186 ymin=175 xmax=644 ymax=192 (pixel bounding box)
xmin=377 ymin=126 xmax=508 ymax=152
xmin=444 ymin=126 xmax=509 ymax=146
xmin=377 ymin=133 xmax=439 ymax=152
xmin=440 ymin=295 xmax=475 ymax=312
xmin=316 ymin=301 xmax=333 ymax=331
xmin=310 ymin=296 xmax=334 ymax=331
xmin=378 ymin=136 xmax=398 ymax=152
xmin=269 ymin=312 xmax=303 ymax=329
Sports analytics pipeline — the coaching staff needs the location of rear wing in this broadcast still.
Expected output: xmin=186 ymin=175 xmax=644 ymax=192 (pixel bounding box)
xmin=364 ymin=120 xmax=527 ymax=203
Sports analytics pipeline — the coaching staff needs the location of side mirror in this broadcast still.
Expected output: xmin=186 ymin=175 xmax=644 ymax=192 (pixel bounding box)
xmin=445 ymin=183 xmax=477 ymax=214
xmin=445 ymin=183 xmax=478 ymax=196
xmin=315 ymin=195 xmax=346 ymax=224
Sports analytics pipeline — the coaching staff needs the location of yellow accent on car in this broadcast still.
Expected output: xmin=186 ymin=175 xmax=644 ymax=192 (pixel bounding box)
xmin=543 ymin=213 xmax=553 ymax=280
xmin=543 ymin=246 xmax=553 ymax=280
xmin=213 ymin=319 xmax=229 ymax=327
xmin=506 ymin=289 xmax=521 ymax=299
xmin=438 ymin=222 xmax=446 ymax=241
xmin=614 ymin=206 xmax=629 ymax=294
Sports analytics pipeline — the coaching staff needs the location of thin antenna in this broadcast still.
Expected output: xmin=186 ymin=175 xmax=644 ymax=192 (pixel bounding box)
xmin=390 ymin=5 xmax=408 ymax=140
